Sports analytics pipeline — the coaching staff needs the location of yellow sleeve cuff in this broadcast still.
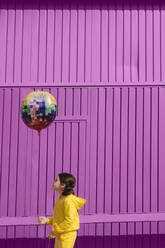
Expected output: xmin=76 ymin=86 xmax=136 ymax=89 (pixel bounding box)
xmin=46 ymin=217 xmax=53 ymax=225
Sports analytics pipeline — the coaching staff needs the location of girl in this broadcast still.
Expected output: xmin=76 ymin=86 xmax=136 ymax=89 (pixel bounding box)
xmin=38 ymin=173 xmax=86 ymax=248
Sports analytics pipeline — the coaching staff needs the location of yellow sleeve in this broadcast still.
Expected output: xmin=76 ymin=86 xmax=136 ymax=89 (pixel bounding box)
xmin=52 ymin=199 xmax=77 ymax=234
xmin=46 ymin=217 xmax=53 ymax=225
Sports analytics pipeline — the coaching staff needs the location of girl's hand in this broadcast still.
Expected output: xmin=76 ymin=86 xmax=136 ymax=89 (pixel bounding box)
xmin=38 ymin=216 xmax=48 ymax=224
xmin=48 ymin=232 xmax=56 ymax=239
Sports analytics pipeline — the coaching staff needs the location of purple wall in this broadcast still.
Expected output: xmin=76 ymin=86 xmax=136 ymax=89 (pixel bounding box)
xmin=1 ymin=1 xmax=165 ymax=248
xmin=0 ymin=1 xmax=165 ymax=84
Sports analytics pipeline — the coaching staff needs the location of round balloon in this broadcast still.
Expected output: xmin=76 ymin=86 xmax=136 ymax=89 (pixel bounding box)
xmin=21 ymin=91 xmax=57 ymax=135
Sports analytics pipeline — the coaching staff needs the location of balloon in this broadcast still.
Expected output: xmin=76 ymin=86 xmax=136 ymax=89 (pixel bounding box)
xmin=21 ymin=91 xmax=57 ymax=135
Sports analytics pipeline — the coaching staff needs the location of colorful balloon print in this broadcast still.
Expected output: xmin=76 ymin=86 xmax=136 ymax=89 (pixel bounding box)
xmin=21 ymin=91 xmax=57 ymax=135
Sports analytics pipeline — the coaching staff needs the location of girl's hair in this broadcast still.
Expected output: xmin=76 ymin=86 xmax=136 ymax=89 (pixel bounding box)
xmin=58 ymin=173 xmax=76 ymax=196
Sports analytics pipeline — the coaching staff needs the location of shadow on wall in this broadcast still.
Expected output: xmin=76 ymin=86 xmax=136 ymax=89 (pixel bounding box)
xmin=1 ymin=0 xmax=165 ymax=10
xmin=0 ymin=235 xmax=165 ymax=248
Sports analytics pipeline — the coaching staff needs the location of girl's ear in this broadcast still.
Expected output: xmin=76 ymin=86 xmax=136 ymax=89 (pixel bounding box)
xmin=61 ymin=183 xmax=65 ymax=191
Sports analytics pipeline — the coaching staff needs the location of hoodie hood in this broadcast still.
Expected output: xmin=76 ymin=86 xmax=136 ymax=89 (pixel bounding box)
xmin=70 ymin=195 xmax=86 ymax=210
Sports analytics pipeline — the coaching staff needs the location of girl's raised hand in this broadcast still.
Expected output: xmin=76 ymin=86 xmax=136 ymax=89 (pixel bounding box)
xmin=48 ymin=232 xmax=56 ymax=239
xmin=38 ymin=216 xmax=48 ymax=224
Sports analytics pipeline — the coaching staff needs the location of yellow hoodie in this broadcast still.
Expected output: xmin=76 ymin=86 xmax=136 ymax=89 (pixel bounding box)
xmin=47 ymin=194 xmax=86 ymax=234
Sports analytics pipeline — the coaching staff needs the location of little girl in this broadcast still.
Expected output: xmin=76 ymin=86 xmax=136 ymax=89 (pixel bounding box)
xmin=38 ymin=173 xmax=86 ymax=248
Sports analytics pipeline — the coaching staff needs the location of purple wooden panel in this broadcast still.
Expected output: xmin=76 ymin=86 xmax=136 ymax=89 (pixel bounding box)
xmin=70 ymin=122 xmax=78 ymax=196
xmin=91 ymin=9 xmax=100 ymax=82
xmin=127 ymin=88 xmax=136 ymax=235
xmin=139 ymin=4 xmax=146 ymax=81
xmin=146 ymin=6 xmax=153 ymax=82
xmin=116 ymin=7 xmax=123 ymax=82
xmin=77 ymin=121 xmax=86 ymax=236
xmin=77 ymin=8 xmax=85 ymax=82
xmin=0 ymin=9 xmax=8 ymax=82
xmin=15 ymin=88 xmax=29 ymax=238
xmin=89 ymin=88 xmax=98 ymax=236
xmin=0 ymin=89 xmax=5 ymax=239
xmin=151 ymin=88 xmax=159 ymax=235
xmin=62 ymin=7 xmax=70 ymax=83
xmin=96 ymin=89 xmax=105 ymax=237
xmin=104 ymin=88 xmax=113 ymax=236
xmin=74 ymin=88 xmax=80 ymax=115
xmin=46 ymin=8 xmax=55 ymax=82
xmin=120 ymin=88 xmax=128 ymax=214
xmin=22 ymin=9 xmax=32 ymax=83
xmin=38 ymin=8 xmax=47 ymax=82
xmin=66 ymin=88 xmax=73 ymax=115
xmin=134 ymin=88 xmax=143 ymax=237
xmin=14 ymin=6 xmax=23 ymax=83
xmin=153 ymin=6 xmax=161 ymax=82
xmin=30 ymin=7 xmax=39 ymax=82
xmin=159 ymin=88 xmax=165 ymax=234
xmin=0 ymin=89 xmax=12 ymax=218
xmin=131 ymin=7 xmax=138 ymax=82
xmin=6 ymin=7 xmax=15 ymax=83
xmin=108 ymin=6 xmax=115 ymax=82
xmin=63 ymin=122 xmax=71 ymax=172
xmin=123 ymin=5 xmax=131 ymax=82
xmin=69 ymin=8 xmax=77 ymax=82
xmin=84 ymin=8 xmax=92 ymax=82
xmin=0 ymin=4 xmax=165 ymax=84
xmin=161 ymin=6 xmax=165 ymax=81
xmin=101 ymin=8 xmax=108 ymax=82
xmin=143 ymin=88 xmax=151 ymax=236
xmin=8 ymin=89 xmax=20 ymax=217
xmin=54 ymin=8 xmax=62 ymax=82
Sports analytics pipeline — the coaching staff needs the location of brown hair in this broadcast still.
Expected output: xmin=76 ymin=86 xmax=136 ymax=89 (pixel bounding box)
xmin=58 ymin=173 xmax=76 ymax=196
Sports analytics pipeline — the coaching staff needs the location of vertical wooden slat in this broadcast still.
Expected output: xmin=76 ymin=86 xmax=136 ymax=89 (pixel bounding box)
xmin=77 ymin=121 xmax=86 ymax=236
xmin=104 ymin=88 xmax=113 ymax=236
xmin=143 ymin=88 xmax=151 ymax=237
xmin=160 ymin=6 xmax=165 ymax=81
xmin=30 ymin=4 xmax=39 ymax=82
xmin=96 ymin=88 xmax=105 ymax=244
xmin=63 ymin=122 xmax=71 ymax=172
xmin=91 ymin=9 xmax=100 ymax=82
xmin=6 ymin=5 xmax=15 ymax=83
xmin=46 ymin=7 xmax=54 ymax=82
xmin=131 ymin=5 xmax=138 ymax=82
xmin=153 ymin=6 xmax=161 ymax=82
xmin=69 ymin=7 xmax=77 ymax=83
xmin=139 ymin=4 xmax=146 ymax=82
xmin=127 ymin=88 xmax=136 ymax=236
xmin=146 ymin=5 xmax=153 ymax=82
xmin=70 ymin=122 xmax=78 ymax=196
xmin=84 ymin=6 xmax=92 ymax=83
xmin=158 ymin=87 xmax=165 ymax=235
xmin=54 ymin=7 xmax=62 ymax=82
xmin=108 ymin=5 xmax=115 ymax=82
xmin=123 ymin=5 xmax=131 ymax=82
xmin=7 ymin=89 xmax=19 ymax=239
xmin=62 ymin=6 xmax=70 ymax=83
xmin=15 ymin=88 xmax=28 ymax=238
xmin=89 ymin=88 xmax=97 ymax=239
xmin=151 ymin=88 xmax=159 ymax=235
xmin=0 ymin=8 xmax=8 ymax=83
xmin=22 ymin=9 xmax=32 ymax=83
xmin=77 ymin=7 xmax=85 ymax=82
xmin=120 ymin=88 xmax=128 ymax=237
xmin=101 ymin=7 xmax=108 ymax=82
xmin=38 ymin=5 xmax=47 ymax=83
xmin=116 ymin=5 xmax=123 ymax=82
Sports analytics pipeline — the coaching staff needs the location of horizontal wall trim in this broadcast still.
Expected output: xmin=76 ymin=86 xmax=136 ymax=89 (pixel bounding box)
xmin=0 ymin=82 xmax=165 ymax=88
xmin=1 ymin=213 xmax=165 ymax=226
